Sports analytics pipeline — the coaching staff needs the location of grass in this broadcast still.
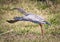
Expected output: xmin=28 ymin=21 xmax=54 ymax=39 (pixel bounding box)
xmin=0 ymin=0 xmax=60 ymax=42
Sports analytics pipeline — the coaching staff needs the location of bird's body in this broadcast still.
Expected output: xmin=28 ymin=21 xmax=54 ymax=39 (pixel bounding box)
xmin=7 ymin=8 xmax=51 ymax=36
xmin=14 ymin=13 xmax=45 ymax=24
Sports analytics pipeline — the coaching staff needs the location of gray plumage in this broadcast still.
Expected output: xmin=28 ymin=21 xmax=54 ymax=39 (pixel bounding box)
xmin=7 ymin=8 xmax=51 ymax=25
xmin=7 ymin=8 xmax=51 ymax=36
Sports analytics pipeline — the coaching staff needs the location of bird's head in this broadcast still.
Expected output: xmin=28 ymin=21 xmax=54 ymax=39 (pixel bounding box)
xmin=44 ymin=21 xmax=51 ymax=26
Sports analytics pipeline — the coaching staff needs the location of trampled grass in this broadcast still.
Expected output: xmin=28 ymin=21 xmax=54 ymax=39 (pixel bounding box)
xmin=0 ymin=0 xmax=60 ymax=42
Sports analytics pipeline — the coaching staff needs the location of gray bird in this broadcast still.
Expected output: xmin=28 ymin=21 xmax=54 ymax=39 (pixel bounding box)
xmin=7 ymin=8 xmax=51 ymax=35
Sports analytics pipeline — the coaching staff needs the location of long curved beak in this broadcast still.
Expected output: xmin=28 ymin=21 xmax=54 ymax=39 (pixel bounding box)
xmin=44 ymin=21 xmax=51 ymax=26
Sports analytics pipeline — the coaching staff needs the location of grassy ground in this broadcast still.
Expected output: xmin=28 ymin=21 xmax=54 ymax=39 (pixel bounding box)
xmin=0 ymin=0 xmax=60 ymax=42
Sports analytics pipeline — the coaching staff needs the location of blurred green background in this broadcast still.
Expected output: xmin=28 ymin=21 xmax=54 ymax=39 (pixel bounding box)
xmin=0 ymin=0 xmax=60 ymax=42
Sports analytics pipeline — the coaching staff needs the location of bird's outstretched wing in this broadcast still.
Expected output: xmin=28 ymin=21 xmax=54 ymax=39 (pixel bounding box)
xmin=6 ymin=16 xmax=29 ymax=23
xmin=6 ymin=20 xmax=18 ymax=23
xmin=11 ymin=8 xmax=28 ymax=15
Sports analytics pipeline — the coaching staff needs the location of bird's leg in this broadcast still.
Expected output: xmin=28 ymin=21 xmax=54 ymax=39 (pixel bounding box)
xmin=39 ymin=24 xmax=44 ymax=36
